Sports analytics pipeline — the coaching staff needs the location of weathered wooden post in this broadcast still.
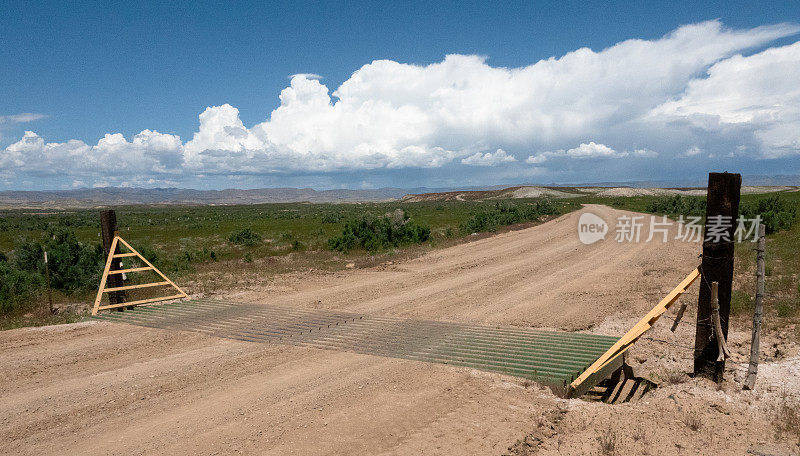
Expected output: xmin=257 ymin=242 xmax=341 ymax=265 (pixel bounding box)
xmin=44 ymin=250 xmax=53 ymax=314
xmin=100 ymin=210 xmax=126 ymax=310
xmin=693 ymin=172 xmax=741 ymax=381
xmin=743 ymin=224 xmax=766 ymax=390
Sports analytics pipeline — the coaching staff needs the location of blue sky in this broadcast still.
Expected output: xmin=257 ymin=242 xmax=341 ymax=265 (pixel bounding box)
xmin=1 ymin=0 xmax=799 ymax=190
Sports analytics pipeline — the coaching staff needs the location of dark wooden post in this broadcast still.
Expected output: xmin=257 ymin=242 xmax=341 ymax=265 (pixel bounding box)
xmin=693 ymin=172 xmax=741 ymax=381
xmin=100 ymin=210 xmax=126 ymax=309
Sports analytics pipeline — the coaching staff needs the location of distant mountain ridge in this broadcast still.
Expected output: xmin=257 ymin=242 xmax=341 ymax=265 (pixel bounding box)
xmin=0 ymin=187 xmax=411 ymax=208
xmin=1 ymin=174 xmax=798 ymax=208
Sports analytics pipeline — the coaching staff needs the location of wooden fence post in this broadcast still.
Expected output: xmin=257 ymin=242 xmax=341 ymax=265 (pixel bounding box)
xmin=44 ymin=250 xmax=53 ymax=314
xmin=743 ymin=224 xmax=766 ymax=390
xmin=693 ymin=172 xmax=741 ymax=381
xmin=100 ymin=210 xmax=126 ymax=309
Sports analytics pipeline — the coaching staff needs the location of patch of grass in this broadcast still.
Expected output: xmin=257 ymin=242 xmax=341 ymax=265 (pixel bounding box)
xmin=682 ymin=410 xmax=702 ymax=432
xmin=730 ymin=289 xmax=754 ymax=315
xmin=1 ymin=309 xmax=87 ymax=331
xmin=777 ymin=300 xmax=797 ymax=318
xmin=597 ymin=429 xmax=618 ymax=456
xmin=656 ymin=368 xmax=687 ymax=385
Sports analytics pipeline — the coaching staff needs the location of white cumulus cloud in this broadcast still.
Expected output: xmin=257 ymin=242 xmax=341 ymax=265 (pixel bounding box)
xmin=526 ymin=142 xmax=626 ymax=163
xmin=684 ymin=146 xmax=703 ymax=156
xmin=633 ymin=148 xmax=658 ymax=158
xmin=461 ymin=149 xmax=517 ymax=166
xmin=649 ymin=41 xmax=800 ymax=158
xmin=2 ymin=20 xmax=800 ymax=187
xmin=1 ymin=130 xmax=182 ymax=177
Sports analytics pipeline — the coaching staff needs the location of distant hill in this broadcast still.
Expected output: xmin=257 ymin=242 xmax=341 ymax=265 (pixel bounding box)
xmin=0 ymin=187 xmax=412 ymax=208
xmin=400 ymin=185 xmax=797 ymax=202
xmin=2 ymin=174 xmax=797 ymax=208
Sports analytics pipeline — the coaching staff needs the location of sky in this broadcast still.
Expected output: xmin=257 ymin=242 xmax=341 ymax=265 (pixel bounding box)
xmin=1 ymin=0 xmax=799 ymax=190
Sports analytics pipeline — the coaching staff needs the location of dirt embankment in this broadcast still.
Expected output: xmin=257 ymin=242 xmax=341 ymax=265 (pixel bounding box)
xmin=2 ymin=205 xmax=797 ymax=455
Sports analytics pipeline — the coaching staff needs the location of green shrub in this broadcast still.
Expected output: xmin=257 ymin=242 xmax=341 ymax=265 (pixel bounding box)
xmin=321 ymin=212 xmax=341 ymax=224
xmin=461 ymin=200 xmax=559 ymax=234
xmin=646 ymin=195 xmax=706 ymax=219
xmin=227 ymin=228 xmax=262 ymax=246
xmin=645 ymin=194 xmax=796 ymax=235
xmin=43 ymin=229 xmax=105 ymax=292
xmin=134 ymin=244 xmax=161 ymax=267
xmin=740 ymin=195 xmax=797 ymax=234
xmin=0 ymin=261 xmax=43 ymax=314
xmin=1 ymin=228 xmax=104 ymax=315
xmin=15 ymin=239 xmax=45 ymax=273
xmin=328 ymin=210 xmax=430 ymax=253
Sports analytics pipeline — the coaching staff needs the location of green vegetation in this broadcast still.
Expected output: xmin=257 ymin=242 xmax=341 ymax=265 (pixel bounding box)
xmin=0 ymin=198 xmax=575 ymax=324
xmin=729 ymin=289 xmax=753 ymax=316
xmin=227 ymin=228 xmax=262 ymax=246
xmin=460 ymin=200 xmax=560 ymax=234
xmin=0 ymin=260 xmax=42 ymax=314
xmin=736 ymin=193 xmax=799 ymax=320
xmin=584 ymin=190 xmax=799 ymax=321
xmin=740 ymin=194 xmax=797 ymax=234
xmin=1 ymin=188 xmax=797 ymax=327
xmin=1 ymin=228 xmax=104 ymax=313
xmin=760 ymin=202 xmax=800 ymax=320
xmin=603 ymin=193 xmax=797 ymax=234
xmin=1 ymin=228 xmax=103 ymax=323
xmin=645 ymin=195 xmax=706 ymax=219
xmin=328 ymin=209 xmax=430 ymax=252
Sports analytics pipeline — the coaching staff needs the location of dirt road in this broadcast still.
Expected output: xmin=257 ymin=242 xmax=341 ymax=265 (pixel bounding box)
xmin=3 ymin=205 xmax=770 ymax=455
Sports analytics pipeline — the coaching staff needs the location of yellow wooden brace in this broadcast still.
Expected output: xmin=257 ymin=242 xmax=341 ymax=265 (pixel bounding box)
xmin=92 ymin=235 xmax=188 ymax=315
xmin=568 ymin=267 xmax=700 ymax=395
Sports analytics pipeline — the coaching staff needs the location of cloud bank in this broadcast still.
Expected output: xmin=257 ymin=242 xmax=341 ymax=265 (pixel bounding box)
xmin=462 ymin=149 xmax=516 ymax=166
xmin=2 ymin=20 xmax=800 ymax=188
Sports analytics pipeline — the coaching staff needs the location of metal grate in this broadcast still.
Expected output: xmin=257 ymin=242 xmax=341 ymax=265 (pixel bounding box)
xmin=94 ymin=298 xmax=618 ymax=392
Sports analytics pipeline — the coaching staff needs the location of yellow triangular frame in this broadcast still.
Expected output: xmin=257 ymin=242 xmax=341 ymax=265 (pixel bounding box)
xmin=92 ymin=235 xmax=188 ymax=315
